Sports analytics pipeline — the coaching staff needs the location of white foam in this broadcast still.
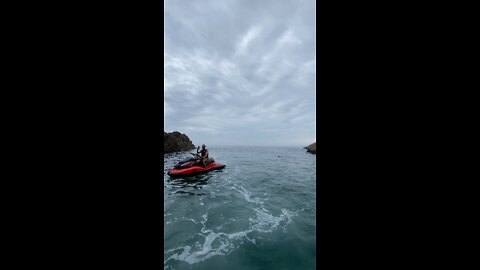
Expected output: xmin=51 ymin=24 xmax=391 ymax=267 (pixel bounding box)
xmin=185 ymin=218 xmax=198 ymax=224
xmin=230 ymin=185 xmax=264 ymax=205
xmin=250 ymin=208 xmax=284 ymax=232
xmin=165 ymin=184 xmax=299 ymax=266
xmin=165 ymin=230 xmax=234 ymax=265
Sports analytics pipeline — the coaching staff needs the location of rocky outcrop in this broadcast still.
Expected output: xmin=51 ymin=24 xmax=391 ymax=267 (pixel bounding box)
xmin=304 ymin=142 xmax=316 ymax=154
xmin=164 ymin=131 xmax=195 ymax=153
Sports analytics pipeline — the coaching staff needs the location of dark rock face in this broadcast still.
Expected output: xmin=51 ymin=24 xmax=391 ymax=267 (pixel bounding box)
xmin=304 ymin=142 xmax=316 ymax=154
xmin=164 ymin=131 xmax=195 ymax=153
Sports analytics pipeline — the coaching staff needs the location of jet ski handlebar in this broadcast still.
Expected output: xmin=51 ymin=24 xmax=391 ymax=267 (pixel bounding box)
xmin=191 ymin=153 xmax=202 ymax=159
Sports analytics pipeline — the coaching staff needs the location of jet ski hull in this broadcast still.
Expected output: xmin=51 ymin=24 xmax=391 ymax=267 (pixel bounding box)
xmin=167 ymin=162 xmax=226 ymax=177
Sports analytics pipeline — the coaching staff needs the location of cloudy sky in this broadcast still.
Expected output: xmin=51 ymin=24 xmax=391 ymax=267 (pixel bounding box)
xmin=164 ymin=0 xmax=316 ymax=146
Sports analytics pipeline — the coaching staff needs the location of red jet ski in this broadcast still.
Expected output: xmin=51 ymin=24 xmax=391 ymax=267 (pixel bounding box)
xmin=167 ymin=153 xmax=225 ymax=177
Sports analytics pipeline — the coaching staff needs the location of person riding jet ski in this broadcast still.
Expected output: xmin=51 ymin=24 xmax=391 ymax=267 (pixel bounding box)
xmin=197 ymin=144 xmax=209 ymax=167
xmin=168 ymin=144 xmax=225 ymax=177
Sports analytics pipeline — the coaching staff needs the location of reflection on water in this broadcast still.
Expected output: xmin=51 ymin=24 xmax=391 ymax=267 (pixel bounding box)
xmin=167 ymin=173 xmax=212 ymax=187
xmin=173 ymin=190 xmax=207 ymax=196
xmin=165 ymin=166 xmax=214 ymax=197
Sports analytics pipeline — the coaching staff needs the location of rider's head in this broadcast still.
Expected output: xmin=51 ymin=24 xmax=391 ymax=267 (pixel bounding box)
xmin=202 ymin=144 xmax=206 ymax=149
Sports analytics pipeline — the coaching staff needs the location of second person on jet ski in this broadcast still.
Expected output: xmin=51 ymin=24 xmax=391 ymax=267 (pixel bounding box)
xmin=197 ymin=144 xmax=209 ymax=167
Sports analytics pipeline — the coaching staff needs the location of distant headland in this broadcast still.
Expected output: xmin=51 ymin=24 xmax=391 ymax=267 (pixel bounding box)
xmin=304 ymin=142 xmax=316 ymax=154
xmin=164 ymin=131 xmax=195 ymax=153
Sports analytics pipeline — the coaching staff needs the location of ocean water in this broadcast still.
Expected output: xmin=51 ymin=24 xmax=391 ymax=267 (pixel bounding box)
xmin=164 ymin=146 xmax=316 ymax=270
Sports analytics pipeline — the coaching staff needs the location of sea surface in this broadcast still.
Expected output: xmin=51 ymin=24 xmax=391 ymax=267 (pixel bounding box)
xmin=164 ymin=146 xmax=316 ymax=270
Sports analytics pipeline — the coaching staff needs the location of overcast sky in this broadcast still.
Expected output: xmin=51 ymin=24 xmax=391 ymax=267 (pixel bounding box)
xmin=164 ymin=0 xmax=316 ymax=146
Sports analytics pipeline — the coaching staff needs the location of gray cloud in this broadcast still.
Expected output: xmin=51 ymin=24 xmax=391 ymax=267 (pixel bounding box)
xmin=164 ymin=0 xmax=316 ymax=146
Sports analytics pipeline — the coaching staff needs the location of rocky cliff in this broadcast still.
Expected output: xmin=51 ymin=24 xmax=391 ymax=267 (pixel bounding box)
xmin=304 ymin=142 xmax=316 ymax=154
xmin=164 ymin=131 xmax=195 ymax=153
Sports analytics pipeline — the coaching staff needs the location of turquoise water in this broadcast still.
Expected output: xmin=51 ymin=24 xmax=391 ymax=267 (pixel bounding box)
xmin=164 ymin=146 xmax=316 ymax=270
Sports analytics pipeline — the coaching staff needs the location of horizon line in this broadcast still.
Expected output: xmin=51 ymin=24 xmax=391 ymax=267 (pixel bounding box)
xmin=196 ymin=145 xmax=308 ymax=147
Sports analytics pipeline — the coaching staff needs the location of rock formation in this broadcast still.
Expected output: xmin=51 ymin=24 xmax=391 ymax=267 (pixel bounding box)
xmin=164 ymin=131 xmax=195 ymax=153
xmin=304 ymin=142 xmax=316 ymax=154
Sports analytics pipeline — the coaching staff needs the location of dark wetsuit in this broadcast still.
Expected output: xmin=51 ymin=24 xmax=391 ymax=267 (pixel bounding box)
xmin=200 ymin=148 xmax=209 ymax=159
xmin=199 ymin=148 xmax=208 ymax=166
